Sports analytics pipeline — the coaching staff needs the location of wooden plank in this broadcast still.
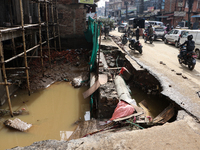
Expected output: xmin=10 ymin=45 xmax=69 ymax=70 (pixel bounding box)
xmin=153 ymin=103 xmax=175 ymax=124
xmin=82 ymin=80 xmax=101 ymax=99
xmin=113 ymin=111 xmax=143 ymax=122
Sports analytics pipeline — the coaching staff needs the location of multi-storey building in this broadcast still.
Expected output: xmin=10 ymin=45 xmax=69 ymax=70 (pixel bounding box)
xmin=162 ymin=0 xmax=200 ymax=28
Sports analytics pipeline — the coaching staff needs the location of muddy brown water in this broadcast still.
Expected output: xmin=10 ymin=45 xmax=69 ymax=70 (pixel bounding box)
xmin=0 ymin=82 xmax=90 ymax=150
xmin=131 ymin=87 xmax=170 ymax=118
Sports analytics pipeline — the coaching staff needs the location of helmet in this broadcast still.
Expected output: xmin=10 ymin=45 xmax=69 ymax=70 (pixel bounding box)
xmin=187 ymin=34 xmax=193 ymax=40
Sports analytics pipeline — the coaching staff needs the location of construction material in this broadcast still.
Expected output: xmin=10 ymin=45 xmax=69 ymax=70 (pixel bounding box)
xmin=153 ymin=103 xmax=175 ymax=124
xmin=110 ymin=101 xmax=135 ymax=121
xmin=4 ymin=118 xmax=32 ymax=132
xmin=114 ymin=75 xmax=143 ymax=113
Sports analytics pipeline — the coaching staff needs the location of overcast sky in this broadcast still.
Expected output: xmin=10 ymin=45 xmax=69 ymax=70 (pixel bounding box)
xmin=97 ymin=0 xmax=108 ymax=7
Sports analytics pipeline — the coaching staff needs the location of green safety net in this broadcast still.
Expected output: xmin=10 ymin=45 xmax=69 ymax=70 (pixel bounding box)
xmin=84 ymin=16 xmax=101 ymax=71
xmin=84 ymin=17 xmax=102 ymax=117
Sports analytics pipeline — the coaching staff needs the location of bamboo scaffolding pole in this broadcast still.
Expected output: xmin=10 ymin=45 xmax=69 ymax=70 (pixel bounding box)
xmin=55 ymin=0 xmax=61 ymax=51
xmin=5 ymin=67 xmax=29 ymax=70
xmin=4 ymin=41 xmax=46 ymax=64
xmin=38 ymin=2 xmax=44 ymax=76
xmin=0 ymin=24 xmax=45 ymax=33
xmin=19 ymin=0 xmax=31 ymax=96
xmin=0 ymin=35 xmax=13 ymax=117
xmin=51 ymin=0 xmax=57 ymax=51
xmin=11 ymin=32 xmax=19 ymax=66
xmin=0 ymin=82 xmax=12 ymax=85
xmin=9 ymin=0 xmax=13 ymax=26
xmin=45 ymin=0 xmax=51 ymax=66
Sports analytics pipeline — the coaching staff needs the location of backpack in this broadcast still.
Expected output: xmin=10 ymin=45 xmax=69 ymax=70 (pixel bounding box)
xmin=187 ymin=40 xmax=195 ymax=51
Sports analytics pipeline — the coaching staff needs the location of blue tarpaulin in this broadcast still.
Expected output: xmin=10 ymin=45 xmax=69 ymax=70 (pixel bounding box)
xmin=191 ymin=15 xmax=200 ymax=18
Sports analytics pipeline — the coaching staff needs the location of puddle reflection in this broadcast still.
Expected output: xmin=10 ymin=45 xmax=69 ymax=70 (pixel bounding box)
xmin=0 ymin=82 xmax=90 ymax=150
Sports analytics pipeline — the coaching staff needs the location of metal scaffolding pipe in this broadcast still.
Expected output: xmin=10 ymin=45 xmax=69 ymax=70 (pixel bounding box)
xmin=19 ymin=0 xmax=30 ymax=95
xmin=0 ymin=36 xmax=13 ymax=117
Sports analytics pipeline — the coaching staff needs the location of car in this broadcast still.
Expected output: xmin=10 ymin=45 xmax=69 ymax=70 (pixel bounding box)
xmin=164 ymin=29 xmax=188 ymax=48
xmin=118 ymin=23 xmax=128 ymax=33
xmin=153 ymin=26 xmax=165 ymax=40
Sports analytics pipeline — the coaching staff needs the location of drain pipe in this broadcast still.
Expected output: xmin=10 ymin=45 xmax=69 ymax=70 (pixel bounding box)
xmin=114 ymin=75 xmax=143 ymax=113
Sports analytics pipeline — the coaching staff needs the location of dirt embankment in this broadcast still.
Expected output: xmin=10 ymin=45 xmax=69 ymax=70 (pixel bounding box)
xmin=27 ymin=49 xmax=90 ymax=90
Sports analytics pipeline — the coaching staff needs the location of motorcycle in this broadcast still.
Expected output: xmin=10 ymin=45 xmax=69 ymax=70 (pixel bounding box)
xmin=128 ymin=38 xmax=143 ymax=54
xmin=121 ymin=33 xmax=129 ymax=45
xmin=144 ymin=33 xmax=153 ymax=44
xmin=178 ymin=46 xmax=197 ymax=70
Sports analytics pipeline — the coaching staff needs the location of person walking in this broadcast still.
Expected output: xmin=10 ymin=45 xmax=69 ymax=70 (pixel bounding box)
xmin=135 ymin=26 xmax=140 ymax=41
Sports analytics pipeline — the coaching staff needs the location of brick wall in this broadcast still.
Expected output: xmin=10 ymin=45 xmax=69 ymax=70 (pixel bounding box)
xmin=57 ymin=1 xmax=90 ymax=49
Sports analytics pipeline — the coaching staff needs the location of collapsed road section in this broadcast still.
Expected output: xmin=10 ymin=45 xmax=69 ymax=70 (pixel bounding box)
xmin=69 ymin=42 xmax=187 ymax=139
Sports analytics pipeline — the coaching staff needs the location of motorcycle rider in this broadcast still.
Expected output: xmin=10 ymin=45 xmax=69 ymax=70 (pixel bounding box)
xmin=179 ymin=34 xmax=195 ymax=60
xmin=145 ymin=25 xmax=153 ymax=42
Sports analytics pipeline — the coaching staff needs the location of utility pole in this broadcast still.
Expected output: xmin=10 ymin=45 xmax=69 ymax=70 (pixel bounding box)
xmin=187 ymin=0 xmax=194 ymax=29
xmin=140 ymin=0 xmax=144 ymax=15
xmin=125 ymin=1 xmax=128 ymax=21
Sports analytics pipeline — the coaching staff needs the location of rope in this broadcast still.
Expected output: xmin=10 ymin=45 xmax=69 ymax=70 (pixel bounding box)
xmin=126 ymin=120 xmax=144 ymax=129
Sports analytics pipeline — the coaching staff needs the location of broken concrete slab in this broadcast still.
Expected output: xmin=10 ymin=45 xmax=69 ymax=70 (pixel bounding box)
xmin=4 ymin=118 xmax=32 ymax=132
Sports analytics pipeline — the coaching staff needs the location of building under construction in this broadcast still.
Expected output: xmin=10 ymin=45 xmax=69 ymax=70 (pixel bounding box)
xmin=0 ymin=0 xmax=97 ymax=116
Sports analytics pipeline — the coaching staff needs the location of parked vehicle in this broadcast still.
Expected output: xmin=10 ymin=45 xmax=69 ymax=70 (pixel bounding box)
xmin=118 ymin=23 xmax=128 ymax=33
xmin=148 ymin=21 xmax=164 ymax=26
xmin=178 ymin=46 xmax=197 ymax=70
xmin=164 ymin=29 xmax=188 ymax=48
xmin=144 ymin=32 xmax=153 ymax=44
xmin=128 ymin=38 xmax=143 ymax=54
xmin=154 ymin=26 xmax=165 ymax=40
xmin=127 ymin=18 xmax=149 ymax=36
xmin=121 ymin=33 xmax=129 ymax=45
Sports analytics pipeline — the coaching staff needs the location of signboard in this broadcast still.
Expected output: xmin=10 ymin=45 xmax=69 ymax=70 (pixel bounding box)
xmin=121 ymin=7 xmax=137 ymax=15
xmin=178 ymin=2 xmax=183 ymax=7
xmin=79 ymin=0 xmax=94 ymax=4
xmin=121 ymin=9 xmax=126 ymax=15
xmin=128 ymin=6 xmax=137 ymax=12
xmin=174 ymin=11 xmax=186 ymax=17
xmin=147 ymin=7 xmax=154 ymax=12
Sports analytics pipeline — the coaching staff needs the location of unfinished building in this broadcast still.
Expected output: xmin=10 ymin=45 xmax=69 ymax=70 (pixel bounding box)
xmin=0 ymin=0 xmax=98 ymax=116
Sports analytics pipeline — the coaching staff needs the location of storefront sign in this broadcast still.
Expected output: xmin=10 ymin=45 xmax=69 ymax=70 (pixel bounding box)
xmin=147 ymin=7 xmax=154 ymax=12
xmin=178 ymin=2 xmax=183 ymax=7
xmin=174 ymin=11 xmax=186 ymax=17
xmin=79 ymin=0 xmax=94 ymax=4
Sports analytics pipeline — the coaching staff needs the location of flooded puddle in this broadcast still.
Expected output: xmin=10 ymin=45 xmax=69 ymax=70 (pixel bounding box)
xmin=0 ymin=82 xmax=90 ymax=150
xmin=131 ymin=87 xmax=170 ymax=119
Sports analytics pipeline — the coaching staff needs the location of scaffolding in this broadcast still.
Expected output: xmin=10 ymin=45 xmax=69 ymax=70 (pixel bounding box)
xmin=0 ymin=0 xmax=61 ymax=116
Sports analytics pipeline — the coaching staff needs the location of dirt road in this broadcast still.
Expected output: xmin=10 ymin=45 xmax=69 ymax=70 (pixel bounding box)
xmin=110 ymin=30 xmax=200 ymax=119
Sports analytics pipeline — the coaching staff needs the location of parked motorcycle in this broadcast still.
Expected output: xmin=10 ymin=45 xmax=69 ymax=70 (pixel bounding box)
xmin=178 ymin=46 xmax=197 ymax=70
xmin=144 ymin=33 xmax=153 ymax=44
xmin=128 ymin=39 xmax=143 ymax=54
xmin=121 ymin=33 xmax=129 ymax=45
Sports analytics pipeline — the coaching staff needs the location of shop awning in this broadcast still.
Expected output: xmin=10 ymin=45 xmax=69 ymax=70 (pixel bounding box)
xmin=191 ymin=15 xmax=200 ymax=18
xmin=156 ymin=16 xmax=168 ymax=18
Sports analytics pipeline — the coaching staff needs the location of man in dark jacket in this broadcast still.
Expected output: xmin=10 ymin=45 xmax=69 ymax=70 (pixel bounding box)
xmin=135 ymin=26 xmax=140 ymax=41
xmin=179 ymin=34 xmax=195 ymax=59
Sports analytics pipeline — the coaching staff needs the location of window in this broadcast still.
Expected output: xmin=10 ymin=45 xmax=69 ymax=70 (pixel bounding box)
xmin=168 ymin=30 xmax=174 ymax=34
xmin=181 ymin=31 xmax=188 ymax=38
xmin=173 ymin=30 xmax=179 ymax=34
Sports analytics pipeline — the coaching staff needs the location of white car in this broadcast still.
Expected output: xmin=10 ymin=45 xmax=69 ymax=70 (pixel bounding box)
xmin=164 ymin=29 xmax=188 ymax=48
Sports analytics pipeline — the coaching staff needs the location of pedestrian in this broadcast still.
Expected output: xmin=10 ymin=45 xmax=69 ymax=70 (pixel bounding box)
xmin=190 ymin=23 xmax=193 ymax=30
xmin=166 ymin=24 xmax=170 ymax=33
xmin=135 ymin=26 xmax=140 ymax=41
